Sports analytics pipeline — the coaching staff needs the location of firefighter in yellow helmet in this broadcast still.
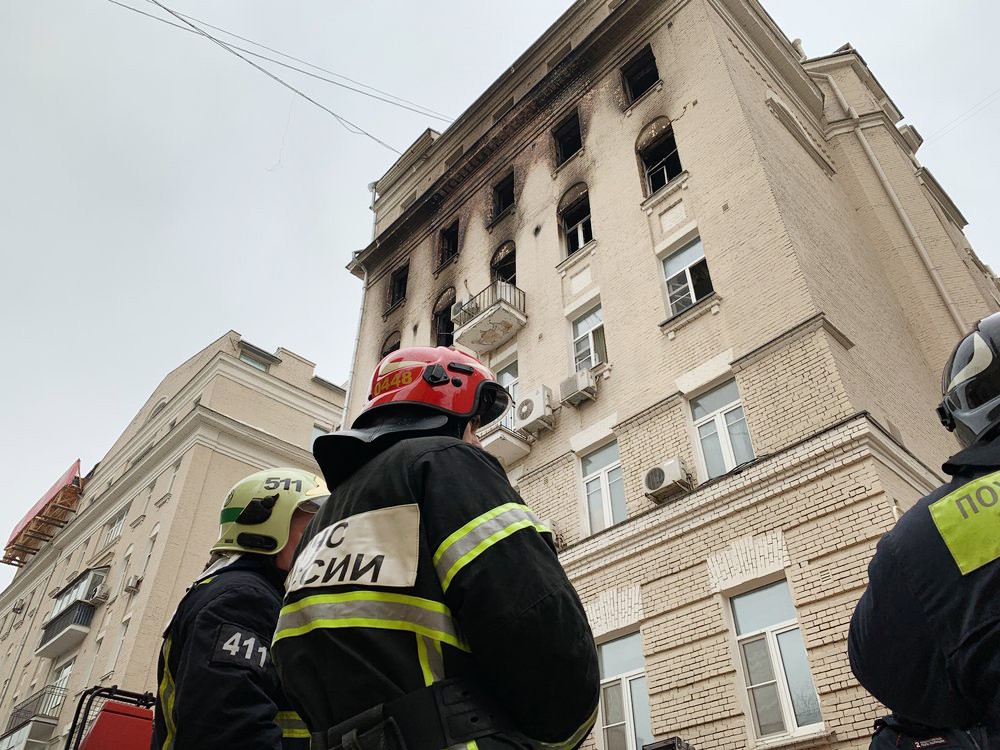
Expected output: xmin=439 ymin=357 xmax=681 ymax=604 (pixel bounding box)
xmin=151 ymin=468 xmax=328 ymax=750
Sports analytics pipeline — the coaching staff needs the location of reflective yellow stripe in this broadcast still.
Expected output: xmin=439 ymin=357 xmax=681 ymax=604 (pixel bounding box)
xmin=533 ymin=704 xmax=599 ymax=750
xmin=274 ymin=591 xmax=469 ymax=651
xmin=275 ymin=710 xmax=310 ymax=739
xmin=930 ymin=469 xmax=1000 ymax=574
xmin=434 ymin=503 xmax=549 ymax=592
xmin=416 ymin=634 xmax=444 ymax=686
xmin=158 ymin=636 xmax=177 ymax=750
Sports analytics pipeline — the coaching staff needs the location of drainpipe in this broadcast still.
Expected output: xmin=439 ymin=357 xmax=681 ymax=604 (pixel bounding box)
xmin=339 ymin=183 xmax=378 ymax=430
xmin=810 ymin=71 xmax=966 ymax=334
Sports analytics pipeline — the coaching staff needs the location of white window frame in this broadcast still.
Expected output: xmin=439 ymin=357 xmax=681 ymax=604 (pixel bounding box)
xmin=494 ymin=359 xmax=519 ymax=432
xmin=596 ymin=633 xmax=651 ymax=750
xmin=581 ymin=441 xmax=625 ymax=535
xmin=727 ymin=580 xmax=824 ymax=743
xmin=141 ymin=524 xmax=159 ymax=576
xmin=690 ymin=380 xmax=754 ymax=480
xmin=117 ymin=545 xmax=133 ymax=595
xmin=562 ymin=196 xmax=593 ymax=255
xmin=102 ymin=505 xmax=130 ymax=547
xmin=662 ymin=237 xmax=713 ymax=316
xmin=572 ymin=305 xmax=607 ymax=372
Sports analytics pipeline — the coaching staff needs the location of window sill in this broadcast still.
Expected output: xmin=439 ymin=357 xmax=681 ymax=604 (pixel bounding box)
xmin=551 ymin=147 xmax=584 ymax=178
xmin=556 ymin=240 xmax=597 ymax=277
xmin=433 ymin=254 xmax=460 ymax=277
xmin=659 ymin=292 xmax=722 ymax=338
xmin=751 ymin=728 xmax=833 ymax=750
xmin=623 ymin=80 xmax=663 ymax=117
xmin=382 ymin=299 xmax=406 ymax=319
xmin=154 ymin=492 xmax=172 ymax=508
xmin=486 ymin=205 xmax=515 ymax=231
xmin=129 ymin=514 xmax=145 ymax=530
xmin=641 ymin=170 xmax=690 ymax=216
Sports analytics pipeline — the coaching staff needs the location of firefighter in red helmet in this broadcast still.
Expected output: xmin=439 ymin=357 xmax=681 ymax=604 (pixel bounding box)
xmin=271 ymin=346 xmax=600 ymax=750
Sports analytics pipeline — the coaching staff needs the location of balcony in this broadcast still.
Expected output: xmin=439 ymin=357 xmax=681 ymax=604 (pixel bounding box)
xmin=452 ymin=281 xmax=527 ymax=354
xmin=35 ymin=600 xmax=94 ymax=659
xmin=479 ymin=410 xmax=533 ymax=467
xmin=1 ymin=685 xmax=66 ymax=747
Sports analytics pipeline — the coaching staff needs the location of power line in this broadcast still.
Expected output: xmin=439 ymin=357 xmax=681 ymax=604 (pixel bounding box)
xmin=139 ymin=0 xmax=402 ymax=154
xmin=171 ymin=9 xmax=453 ymax=121
xmin=925 ymin=87 xmax=1000 ymax=143
xmin=107 ymin=0 xmax=451 ymax=123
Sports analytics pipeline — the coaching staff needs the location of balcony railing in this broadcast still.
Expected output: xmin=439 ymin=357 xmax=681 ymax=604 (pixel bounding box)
xmin=452 ymin=281 xmax=528 ymax=354
xmin=36 ymin=600 xmax=94 ymax=657
xmin=5 ymin=685 xmax=67 ymax=733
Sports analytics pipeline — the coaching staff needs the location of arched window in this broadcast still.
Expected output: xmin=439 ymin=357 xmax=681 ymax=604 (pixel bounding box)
xmin=558 ymin=183 xmax=592 ymax=257
xmin=432 ymin=288 xmax=456 ymax=347
xmin=381 ymin=331 xmax=401 ymax=357
xmin=491 ymin=242 xmax=516 ymax=285
xmin=636 ymin=117 xmax=682 ymax=195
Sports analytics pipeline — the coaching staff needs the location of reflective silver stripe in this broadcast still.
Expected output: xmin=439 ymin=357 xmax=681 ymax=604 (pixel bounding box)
xmin=275 ymin=591 xmax=469 ymax=651
xmin=434 ymin=504 xmax=547 ymax=591
xmin=416 ymin=634 xmax=445 ymax=685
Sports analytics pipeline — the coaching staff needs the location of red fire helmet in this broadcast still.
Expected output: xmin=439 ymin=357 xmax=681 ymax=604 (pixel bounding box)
xmin=356 ymin=346 xmax=510 ymax=427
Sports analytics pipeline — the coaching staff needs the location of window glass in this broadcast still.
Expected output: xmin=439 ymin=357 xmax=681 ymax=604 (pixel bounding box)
xmin=582 ymin=441 xmax=620 ymax=477
xmin=608 ymin=466 xmax=626 ymax=525
xmin=725 ymin=407 xmax=754 ymax=465
xmin=573 ymin=306 xmax=603 ymax=339
xmin=691 ymin=380 xmax=740 ymax=421
xmin=629 ymin=676 xmax=653 ymax=750
xmin=239 ymin=352 xmax=268 ymax=371
xmin=598 ymin=632 xmax=644 ymax=678
xmin=697 ymin=420 xmax=726 ymax=479
xmin=732 ymin=581 xmax=797 ymax=635
xmin=776 ymin=629 xmax=823 ymax=726
xmin=663 ymin=238 xmax=705 ymax=279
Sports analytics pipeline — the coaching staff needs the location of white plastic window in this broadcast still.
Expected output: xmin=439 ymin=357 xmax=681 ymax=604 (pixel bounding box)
xmin=663 ymin=237 xmax=714 ymax=316
xmin=730 ymin=581 xmax=822 ymax=739
xmin=573 ymin=306 xmax=608 ymax=372
xmin=496 ymin=361 xmax=519 ymax=431
xmin=597 ymin=633 xmax=652 ymax=750
xmin=102 ymin=505 xmax=130 ymax=547
xmin=582 ymin=441 xmax=626 ymax=534
xmin=691 ymin=380 xmax=754 ymax=479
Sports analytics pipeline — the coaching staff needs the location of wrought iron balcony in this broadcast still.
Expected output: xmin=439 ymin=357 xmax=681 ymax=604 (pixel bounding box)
xmin=35 ymin=600 xmax=94 ymax=659
xmin=479 ymin=409 xmax=533 ymax=467
xmin=452 ymin=281 xmax=527 ymax=354
xmin=5 ymin=684 xmax=67 ymax=734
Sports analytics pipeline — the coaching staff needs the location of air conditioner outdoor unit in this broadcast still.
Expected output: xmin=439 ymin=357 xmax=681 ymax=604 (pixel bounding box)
xmin=643 ymin=456 xmax=692 ymax=502
xmin=560 ymin=368 xmax=598 ymax=406
xmin=87 ymin=584 xmax=110 ymax=604
xmin=514 ymin=386 xmax=554 ymax=433
xmin=124 ymin=575 xmax=142 ymax=595
xmin=451 ymin=297 xmax=479 ymax=324
xmin=11 ymin=598 xmax=24 ymax=615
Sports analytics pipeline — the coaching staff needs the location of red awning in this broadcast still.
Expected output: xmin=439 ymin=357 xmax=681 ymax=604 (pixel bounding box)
xmin=7 ymin=460 xmax=81 ymax=547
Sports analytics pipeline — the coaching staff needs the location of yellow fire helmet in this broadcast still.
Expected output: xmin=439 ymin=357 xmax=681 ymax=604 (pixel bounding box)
xmin=212 ymin=468 xmax=328 ymax=555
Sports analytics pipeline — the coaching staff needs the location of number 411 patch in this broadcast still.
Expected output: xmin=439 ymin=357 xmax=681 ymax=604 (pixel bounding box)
xmin=211 ymin=623 xmax=269 ymax=671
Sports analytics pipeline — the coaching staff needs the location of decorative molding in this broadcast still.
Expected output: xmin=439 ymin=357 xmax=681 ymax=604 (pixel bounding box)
xmin=154 ymin=493 xmax=172 ymax=509
xmin=584 ymin=586 xmax=644 ymax=638
xmin=765 ymin=91 xmax=835 ymax=176
xmin=706 ymin=531 xmax=790 ymax=593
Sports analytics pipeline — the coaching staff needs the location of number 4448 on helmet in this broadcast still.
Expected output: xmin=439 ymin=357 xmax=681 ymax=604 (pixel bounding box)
xmin=213 ymin=468 xmax=328 ymax=555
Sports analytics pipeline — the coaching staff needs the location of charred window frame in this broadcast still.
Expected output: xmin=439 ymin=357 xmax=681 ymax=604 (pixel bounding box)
xmin=491 ymin=242 xmax=516 ymax=285
xmin=432 ymin=288 xmax=457 ymax=347
xmin=438 ymin=221 xmax=460 ymax=268
xmin=622 ymin=45 xmax=659 ymax=105
xmin=561 ymin=193 xmax=593 ymax=256
xmin=553 ymin=112 xmax=583 ymax=166
xmin=492 ymin=173 xmax=516 ymax=219
xmin=381 ymin=331 xmax=401 ymax=357
xmin=640 ymin=127 xmax=682 ymax=195
xmin=387 ymin=265 xmax=409 ymax=311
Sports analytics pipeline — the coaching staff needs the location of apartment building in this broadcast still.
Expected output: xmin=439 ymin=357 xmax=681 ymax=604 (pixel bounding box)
xmin=345 ymin=1 xmax=999 ymax=748
xmin=0 ymin=331 xmax=342 ymax=749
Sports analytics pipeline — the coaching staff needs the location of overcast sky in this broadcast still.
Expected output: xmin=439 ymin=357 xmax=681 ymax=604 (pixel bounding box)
xmin=1 ymin=0 xmax=997 ymax=590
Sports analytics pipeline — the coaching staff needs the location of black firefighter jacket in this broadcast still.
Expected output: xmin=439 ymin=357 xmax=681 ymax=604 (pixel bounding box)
xmin=272 ymin=435 xmax=601 ymax=750
xmin=849 ymin=435 xmax=1000 ymax=743
xmin=151 ymin=555 xmax=309 ymax=750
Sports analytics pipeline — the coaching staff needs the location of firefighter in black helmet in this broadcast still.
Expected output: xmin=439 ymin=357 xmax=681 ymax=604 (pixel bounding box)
xmin=271 ymin=347 xmax=600 ymax=750
xmin=151 ymin=468 xmax=328 ymax=750
xmin=849 ymin=313 xmax=1000 ymax=747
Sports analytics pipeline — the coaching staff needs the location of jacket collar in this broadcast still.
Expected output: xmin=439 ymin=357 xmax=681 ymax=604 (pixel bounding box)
xmin=942 ymin=433 xmax=1000 ymax=476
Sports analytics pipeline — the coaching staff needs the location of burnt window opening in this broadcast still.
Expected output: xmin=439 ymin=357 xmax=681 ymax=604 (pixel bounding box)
xmin=622 ymin=45 xmax=659 ymax=104
xmin=439 ymin=221 xmax=460 ymax=267
xmin=492 ymin=173 xmax=515 ymax=219
xmin=553 ymin=112 xmax=583 ymax=167
xmin=432 ymin=288 xmax=457 ymax=347
xmin=641 ymin=128 xmax=683 ymax=195
xmin=381 ymin=331 xmax=401 ymax=357
xmin=388 ymin=265 xmax=409 ymax=309
xmin=561 ymin=193 xmax=593 ymax=256
xmin=492 ymin=242 xmax=516 ymax=286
